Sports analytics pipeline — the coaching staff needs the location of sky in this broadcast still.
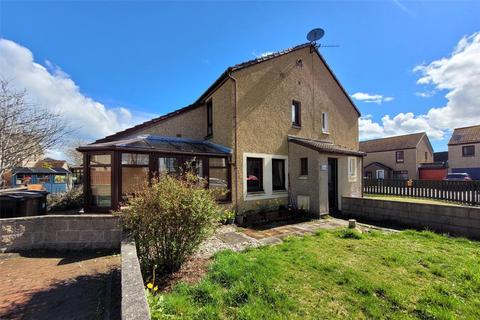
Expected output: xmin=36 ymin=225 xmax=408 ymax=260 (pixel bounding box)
xmin=0 ymin=0 xmax=479 ymax=157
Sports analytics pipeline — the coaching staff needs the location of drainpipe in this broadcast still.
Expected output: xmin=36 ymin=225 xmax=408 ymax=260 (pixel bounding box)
xmin=227 ymin=70 xmax=239 ymax=213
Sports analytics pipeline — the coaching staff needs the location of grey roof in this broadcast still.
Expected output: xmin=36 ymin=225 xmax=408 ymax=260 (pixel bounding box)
xmin=288 ymin=136 xmax=365 ymax=157
xmin=78 ymin=135 xmax=231 ymax=156
xmin=364 ymin=162 xmax=393 ymax=171
xmin=360 ymin=132 xmax=426 ymax=153
xmin=448 ymin=125 xmax=480 ymax=145
xmin=13 ymin=167 xmax=70 ymax=174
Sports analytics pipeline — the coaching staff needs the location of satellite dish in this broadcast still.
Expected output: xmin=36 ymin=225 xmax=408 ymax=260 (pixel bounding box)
xmin=307 ymin=28 xmax=325 ymax=42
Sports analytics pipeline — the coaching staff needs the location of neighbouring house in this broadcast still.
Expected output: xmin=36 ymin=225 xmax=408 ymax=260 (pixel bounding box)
xmin=448 ymin=125 xmax=480 ymax=180
xmin=11 ymin=167 xmax=71 ymax=193
xmin=78 ymin=43 xmax=364 ymax=216
xmin=434 ymin=151 xmax=448 ymax=165
xmin=34 ymin=157 xmax=70 ymax=170
xmin=360 ymin=132 xmax=433 ymax=180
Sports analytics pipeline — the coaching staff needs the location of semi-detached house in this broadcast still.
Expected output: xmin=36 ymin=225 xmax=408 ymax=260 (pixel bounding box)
xmin=78 ymin=43 xmax=364 ymax=217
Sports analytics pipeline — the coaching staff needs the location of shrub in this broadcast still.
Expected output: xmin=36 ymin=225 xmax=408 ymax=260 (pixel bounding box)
xmin=47 ymin=186 xmax=83 ymax=212
xmin=337 ymin=228 xmax=364 ymax=239
xmin=118 ymin=172 xmax=229 ymax=277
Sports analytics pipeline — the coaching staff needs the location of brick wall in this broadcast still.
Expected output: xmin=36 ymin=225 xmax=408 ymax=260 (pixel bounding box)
xmin=341 ymin=197 xmax=480 ymax=239
xmin=0 ymin=215 xmax=121 ymax=252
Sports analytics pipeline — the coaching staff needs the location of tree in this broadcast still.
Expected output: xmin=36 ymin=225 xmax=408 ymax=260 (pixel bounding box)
xmin=0 ymin=80 xmax=68 ymax=187
xmin=63 ymin=137 xmax=87 ymax=166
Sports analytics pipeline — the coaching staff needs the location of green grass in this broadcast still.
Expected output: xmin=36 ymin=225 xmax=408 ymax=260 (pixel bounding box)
xmin=148 ymin=229 xmax=480 ymax=319
xmin=364 ymin=194 xmax=463 ymax=206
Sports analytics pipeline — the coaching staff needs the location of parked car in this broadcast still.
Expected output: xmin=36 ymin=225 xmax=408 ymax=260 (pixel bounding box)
xmin=444 ymin=173 xmax=472 ymax=181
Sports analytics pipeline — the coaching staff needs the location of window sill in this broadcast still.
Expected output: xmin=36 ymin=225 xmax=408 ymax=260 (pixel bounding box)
xmin=292 ymin=125 xmax=301 ymax=129
xmin=272 ymin=189 xmax=287 ymax=194
xmin=322 ymin=131 xmax=329 ymax=135
xmin=298 ymin=175 xmax=308 ymax=180
xmin=246 ymin=191 xmax=265 ymax=196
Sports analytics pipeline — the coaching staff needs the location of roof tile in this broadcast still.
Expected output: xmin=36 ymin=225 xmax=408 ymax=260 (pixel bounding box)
xmin=360 ymin=132 xmax=425 ymax=153
xmin=448 ymin=125 xmax=480 ymax=145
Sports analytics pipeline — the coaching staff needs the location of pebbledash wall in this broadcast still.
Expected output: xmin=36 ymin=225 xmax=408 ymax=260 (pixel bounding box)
xmin=341 ymin=197 xmax=480 ymax=239
xmin=0 ymin=215 xmax=121 ymax=252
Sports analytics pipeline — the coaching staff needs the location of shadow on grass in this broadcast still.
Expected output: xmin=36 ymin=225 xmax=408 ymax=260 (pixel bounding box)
xmin=1 ymin=268 xmax=120 ymax=320
xmin=243 ymin=215 xmax=313 ymax=231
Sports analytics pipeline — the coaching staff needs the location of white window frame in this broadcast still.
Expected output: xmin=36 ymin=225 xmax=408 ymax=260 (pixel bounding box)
xmin=243 ymin=152 xmax=288 ymax=201
xmin=348 ymin=157 xmax=357 ymax=182
xmin=322 ymin=112 xmax=329 ymax=134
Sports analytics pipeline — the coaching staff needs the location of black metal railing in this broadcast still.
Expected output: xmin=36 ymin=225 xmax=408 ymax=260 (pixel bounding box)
xmin=364 ymin=179 xmax=480 ymax=206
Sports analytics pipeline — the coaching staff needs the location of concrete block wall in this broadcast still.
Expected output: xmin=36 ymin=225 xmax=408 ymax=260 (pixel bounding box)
xmin=121 ymin=238 xmax=150 ymax=320
xmin=341 ymin=197 xmax=480 ymax=239
xmin=0 ymin=215 xmax=121 ymax=252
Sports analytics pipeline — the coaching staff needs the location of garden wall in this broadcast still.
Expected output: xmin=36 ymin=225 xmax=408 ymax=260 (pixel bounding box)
xmin=0 ymin=214 xmax=121 ymax=252
xmin=341 ymin=197 xmax=480 ymax=239
xmin=121 ymin=238 xmax=150 ymax=320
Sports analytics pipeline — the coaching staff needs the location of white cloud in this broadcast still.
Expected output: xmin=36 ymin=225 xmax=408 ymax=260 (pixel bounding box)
xmin=351 ymin=92 xmax=394 ymax=104
xmin=0 ymin=38 xmax=147 ymax=143
xmin=253 ymin=51 xmax=274 ymax=58
xmin=360 ymin=32 xmax=480 ymax=141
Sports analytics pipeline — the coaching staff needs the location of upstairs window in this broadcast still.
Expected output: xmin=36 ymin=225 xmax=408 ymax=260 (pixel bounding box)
xmin=462 ymin=145 xmax=475 ymax=157
xmin=206 ymin=100 xmax=213 ymax=137
xmin=300 ymin=157 xmax=308 ymax=176
xmin=246 ymin=157 xmax=263 ymax=192
xmin=425 ymin=151 xmax=428 ymax=162
xmin=272 ymin=159 xmax=286 ymax=191
xmin=322 ymin=112 xmax=329 ymax=133
xmin=396 ymin=151 xmax=404 ymax=163
xmin=292 ymin=100 xmax=301 ymax=127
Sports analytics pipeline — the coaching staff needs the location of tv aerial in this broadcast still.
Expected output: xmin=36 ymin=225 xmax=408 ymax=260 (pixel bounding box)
xmin=306 ymin=28 xmax=340 ymax=49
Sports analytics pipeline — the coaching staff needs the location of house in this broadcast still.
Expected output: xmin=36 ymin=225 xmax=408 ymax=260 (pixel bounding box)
xmin=78 ymin=43 xmax=364 ymax=216
xmin=34 ymin=157 xmax=69 ymax=170
xmin=360 ymin=132 xmax=433 ymax=180
xmin=11 ymin=166 xmax=71 ymax=193
xmin=448 ymin=125 xmax=480 ymax=179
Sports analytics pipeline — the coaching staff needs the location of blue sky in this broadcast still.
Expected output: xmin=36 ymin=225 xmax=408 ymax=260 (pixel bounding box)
xmin=1 ymin=1 xmax=479 ymax=153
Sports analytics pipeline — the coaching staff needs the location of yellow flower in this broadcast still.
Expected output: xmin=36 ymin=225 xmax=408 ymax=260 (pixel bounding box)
xmin=153 ymin=286 xmax=158 ymax=291
xmin=147 ymin=283 xmax=153 ymax=289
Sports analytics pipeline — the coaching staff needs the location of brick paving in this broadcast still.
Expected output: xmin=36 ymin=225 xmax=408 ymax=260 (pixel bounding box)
xmin=0 ymin=252 xmax=120 ymax=320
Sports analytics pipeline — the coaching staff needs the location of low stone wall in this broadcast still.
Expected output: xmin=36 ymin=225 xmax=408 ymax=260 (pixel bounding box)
xmin=121 ymin=238 xmax=150 ymax=320
xmin=341 ymin=197 xmax=480 ymax=239
xmin=0 ymin=215 xmax=121 ymax=252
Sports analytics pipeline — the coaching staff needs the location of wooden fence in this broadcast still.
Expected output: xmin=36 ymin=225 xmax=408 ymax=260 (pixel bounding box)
xmin=364 ymin=179 xmax=480 ymax=206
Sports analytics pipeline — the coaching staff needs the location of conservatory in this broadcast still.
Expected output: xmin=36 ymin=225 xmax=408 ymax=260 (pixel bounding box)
xmin=77 ymin=135 xmax=232 ymax=212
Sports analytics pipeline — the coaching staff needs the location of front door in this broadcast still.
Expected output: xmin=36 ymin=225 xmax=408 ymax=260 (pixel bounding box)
xmin=328 ymin=158 xmax=338 ymax=213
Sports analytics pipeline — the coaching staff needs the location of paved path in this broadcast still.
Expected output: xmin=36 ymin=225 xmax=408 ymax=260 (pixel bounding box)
xmin=0 ymin=252 xmax=120 ymax=320
xmin=196 ymin=217 xmax=393 ymax=258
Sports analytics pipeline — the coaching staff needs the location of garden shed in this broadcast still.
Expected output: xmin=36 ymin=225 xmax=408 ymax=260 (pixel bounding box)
xmin=11 ymin=167 xmax=72 ymax=194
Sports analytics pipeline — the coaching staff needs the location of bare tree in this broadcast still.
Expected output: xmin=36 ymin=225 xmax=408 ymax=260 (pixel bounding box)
xmin=63 ymin=137 xmax=87 ymax=166
xmin=0 ymin=80 xmax=68 ymax=187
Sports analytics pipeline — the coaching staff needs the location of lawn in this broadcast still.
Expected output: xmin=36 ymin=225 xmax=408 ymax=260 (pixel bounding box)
xmin=148 ymin=229 xmax=480 ymax=319
xmin=364 ymin=194 xmax=463 ymax=206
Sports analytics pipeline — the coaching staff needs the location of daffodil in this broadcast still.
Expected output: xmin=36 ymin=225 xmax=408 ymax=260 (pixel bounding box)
xmin=147 ymin=283 xmax=153 ymax=289
xmin=153 ymin=286 xmax=158 ymax=292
